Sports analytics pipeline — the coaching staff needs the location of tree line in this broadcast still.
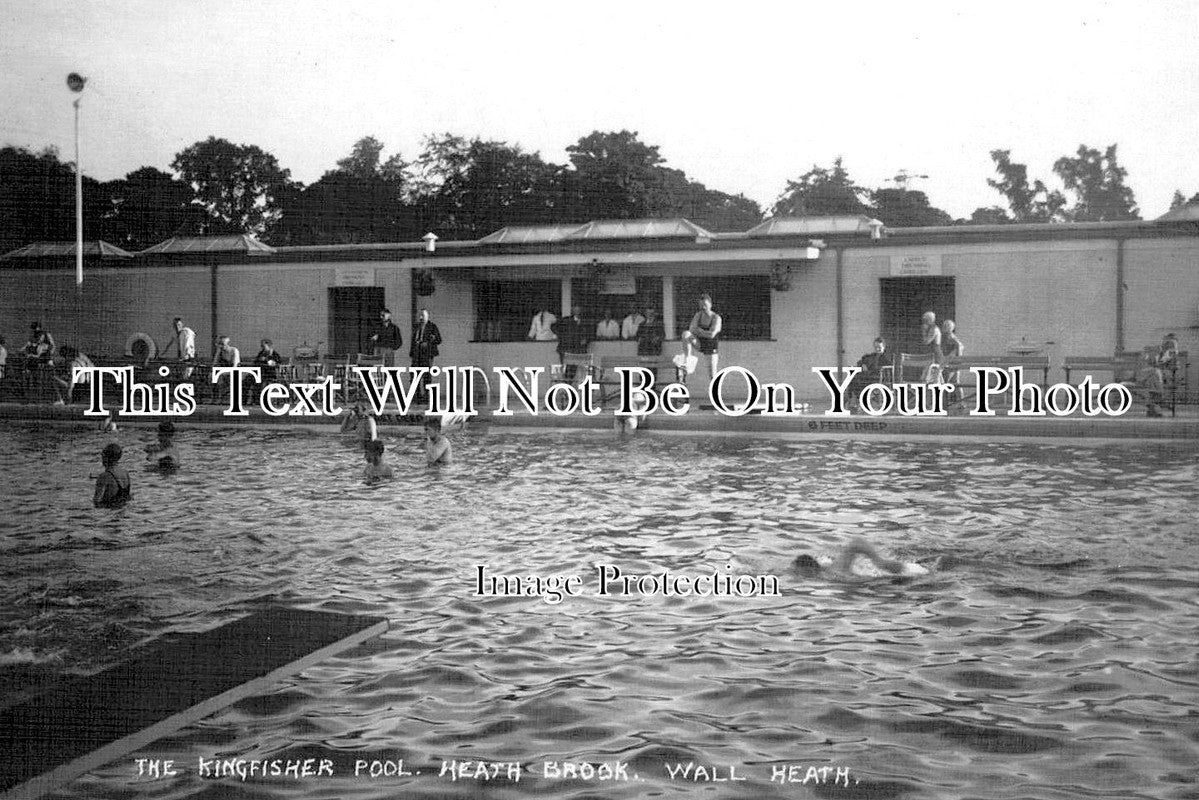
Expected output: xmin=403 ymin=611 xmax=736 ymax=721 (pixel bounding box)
xmin=1 ymin=130 xmax=1187 ymax=254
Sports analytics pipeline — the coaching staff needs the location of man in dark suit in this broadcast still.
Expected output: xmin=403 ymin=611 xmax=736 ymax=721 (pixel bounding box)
xmin=553 ymin=305 xmax=590 ymax=380
xmin=410 ymin=307 xmax=442 ymax=405
xmin=370 ymin=308 xmax=403 ymax=367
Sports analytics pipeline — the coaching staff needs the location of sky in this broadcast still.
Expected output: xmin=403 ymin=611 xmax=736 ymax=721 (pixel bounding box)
xmin=2 ymin=0 xmax=1198 ymax=223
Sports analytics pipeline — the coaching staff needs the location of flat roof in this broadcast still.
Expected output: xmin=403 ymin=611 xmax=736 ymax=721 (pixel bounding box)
xmin=3 ymin=216 xmax=1197 ymax=268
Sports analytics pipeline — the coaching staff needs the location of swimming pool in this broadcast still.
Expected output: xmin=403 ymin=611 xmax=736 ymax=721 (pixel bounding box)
xmin=1 ymin=422 xmax=1197 ymax=799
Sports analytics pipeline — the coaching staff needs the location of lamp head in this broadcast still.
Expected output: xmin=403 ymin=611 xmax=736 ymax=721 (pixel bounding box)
xmin=67 ymin=73 xmax=87 ymax=93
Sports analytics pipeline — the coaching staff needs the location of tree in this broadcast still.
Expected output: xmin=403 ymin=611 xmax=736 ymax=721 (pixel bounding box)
xmin=771 ymin=157 xmax=871 ymax=217
xmin=274 ymin=136 xmax=412 ymax=245
xmin=966 ymin=206 xmax=1012 ymax=225
xmin=564 ymin=130 xmax=666 ymax=220
xmin=103 ymin=167 xmax=203 ymax=249
xmin=334 ymin=135 xmax=408 ymax=183
xmin=870 ymin=187 xmax=953 ymax=228
xmin=171 ymin=136 xmax=292 ymax=235
xmin=673 ymin=183 xmax=763 ymax=232
xmin=410 ymin=135 xmax=566 ymax=239
xmin=1052 ymin=144 xmax=1139 ymax=221
xmin=0 ymin=145 xmax=107 ymax=252
xmin=985 ymin=149 xmax=1066 ymax=223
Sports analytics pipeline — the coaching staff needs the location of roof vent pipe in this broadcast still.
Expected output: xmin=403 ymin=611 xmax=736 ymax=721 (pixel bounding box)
xmin=423 ymin=232 xmax=438 ymax=253
xmin=867 ymin=219 xmax=885 ymax=240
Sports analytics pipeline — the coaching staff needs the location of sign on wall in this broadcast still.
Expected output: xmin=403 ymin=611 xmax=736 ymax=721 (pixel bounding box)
xmin=599 ymin=274 xmax=636 ymax=294
xmin=335 ymin=266 xmax=376 ymax=287
xmin=890 ymin=254 xmax=943 ymax=276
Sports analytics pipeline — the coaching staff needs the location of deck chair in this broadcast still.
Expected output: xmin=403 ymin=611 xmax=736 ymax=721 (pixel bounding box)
xmin=291 ymin=342 xmax=325 ymax=382
xmin=551 ymin=353 xmax=594 ymax=385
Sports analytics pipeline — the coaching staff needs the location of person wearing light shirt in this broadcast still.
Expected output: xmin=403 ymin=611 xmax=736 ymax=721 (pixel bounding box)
xmin=170 ymin=317 xmax=196 ymax=360
xmin=528 ymin=310 xmax=558 ymax=341
xmin=596 ymin=309 xmax=620 ymax=339
xmin=621 ymin=309 xmax=646 ymax=340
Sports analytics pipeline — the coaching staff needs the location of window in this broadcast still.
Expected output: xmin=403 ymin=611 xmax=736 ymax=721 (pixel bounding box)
xmin=572 ymin=276 xmax=663 ymax=334
xmin=473 ymin=279 xmax=560 ymax=342
xmin=673 ymin=276 xmax=771 ymax=340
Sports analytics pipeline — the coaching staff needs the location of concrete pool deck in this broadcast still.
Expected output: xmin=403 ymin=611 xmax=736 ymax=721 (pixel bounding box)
xmin=3 ymin=400 xmax=1199 ymax=441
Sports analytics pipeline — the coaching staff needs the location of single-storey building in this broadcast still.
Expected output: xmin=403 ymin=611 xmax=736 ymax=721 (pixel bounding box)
xmin=2 ymin=215 xmax=1196 ymax=401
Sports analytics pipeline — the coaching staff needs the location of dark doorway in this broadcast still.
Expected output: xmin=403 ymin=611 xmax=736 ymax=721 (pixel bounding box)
xmin=880 ymin=277 xmax=956 ymax=356
xmin=329 ymin=287 xmax=385 ymax=357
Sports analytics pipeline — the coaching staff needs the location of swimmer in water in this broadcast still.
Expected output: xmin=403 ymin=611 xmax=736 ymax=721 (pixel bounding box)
xmin=363 ymin=439 xmax=394 ymax=484
xmin=94 ymin=443 xmax=132 ymax=508
xmin=424 ymin=416 xmax=453 ymax=466
xmin=614 ymin=392 xmax=650 ymax=437
xmin=793 ymin=539 xmax=931 ymax=579
xmin=97 ymin=410 xmax=118 ymax=432
xmin=145 ymin=420 xmax=180 ymax=471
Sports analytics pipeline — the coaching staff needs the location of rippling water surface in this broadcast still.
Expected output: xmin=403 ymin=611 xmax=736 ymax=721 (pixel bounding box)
xmin=2 ymin=422 xmax=1197 ymax=799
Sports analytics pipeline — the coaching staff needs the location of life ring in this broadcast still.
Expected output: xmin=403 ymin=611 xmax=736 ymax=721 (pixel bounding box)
xmin=125 ymin=332 xmax=158 ymax=362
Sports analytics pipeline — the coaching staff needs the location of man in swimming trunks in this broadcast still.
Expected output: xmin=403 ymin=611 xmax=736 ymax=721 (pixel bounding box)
xmin=684 ymin=293 xmax=722 ymax=387
xmin=793 ymin=539 xmax=930 ymax=579
xmin=94 ymin=443 xmax=132 ymax=508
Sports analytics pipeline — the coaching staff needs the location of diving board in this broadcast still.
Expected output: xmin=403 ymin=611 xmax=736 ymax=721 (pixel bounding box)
xmin=0 ymin=608 xmax=388 ymax=800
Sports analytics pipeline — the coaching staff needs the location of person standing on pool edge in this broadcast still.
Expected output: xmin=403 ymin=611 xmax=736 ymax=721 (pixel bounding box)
xmin=684 ymin=293 xmax=722 ymax=387
xmin=409 ymin=307 xmax=442 ymax=405
xmin=370 ymin=308 xmax=403 ymax=367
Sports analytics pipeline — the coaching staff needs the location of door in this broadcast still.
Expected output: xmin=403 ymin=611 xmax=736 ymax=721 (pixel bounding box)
xmin=879 ymin=277 xmax=956 ymax=357
xmin=329 ymin=287 xmax=385 ymax=358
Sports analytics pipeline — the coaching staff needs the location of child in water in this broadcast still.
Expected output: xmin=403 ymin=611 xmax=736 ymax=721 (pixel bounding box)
xmin=94 ymin=443 xmax=131 ymax=508
xmin=424 ymin=416 xmax=453 ymax=466
xmin=145 ymin=420 xmax=181 ymax=471
xmin=793 ymin=539 xmax=930 ymax=579
xmin=363 ymin=439 xmax=394 ymax=484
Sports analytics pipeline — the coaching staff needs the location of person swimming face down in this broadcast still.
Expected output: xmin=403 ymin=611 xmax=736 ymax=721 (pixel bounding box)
xmin=793 ymin=540 xmax=930 ymax=579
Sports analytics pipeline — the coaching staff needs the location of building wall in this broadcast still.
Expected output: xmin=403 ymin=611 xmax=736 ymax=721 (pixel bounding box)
xmin=215 ymin=260 xmax=410 ymax=359
xmin=839 ymin=239 xmax=1120 ymax=386
xmin=1124 ymin=239 xmax=1199 ymax=350
xmin=0 ymin=265 xmax=211 ymax=358
xmin=3 ymin=230 xmax=1197 ymax=403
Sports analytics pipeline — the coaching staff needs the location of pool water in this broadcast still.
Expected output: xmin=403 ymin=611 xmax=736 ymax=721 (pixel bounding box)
xmin=1 ymin=422 xmax=1197 ymax=799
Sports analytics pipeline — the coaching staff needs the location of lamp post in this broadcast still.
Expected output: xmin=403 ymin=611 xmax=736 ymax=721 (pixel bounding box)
xmin=67 ymin=72 xmax=87 ymax=288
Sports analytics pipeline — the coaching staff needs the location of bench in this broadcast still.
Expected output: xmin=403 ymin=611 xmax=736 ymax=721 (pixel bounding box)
xmin=594 ymin=355 xmax=681 ymax=405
